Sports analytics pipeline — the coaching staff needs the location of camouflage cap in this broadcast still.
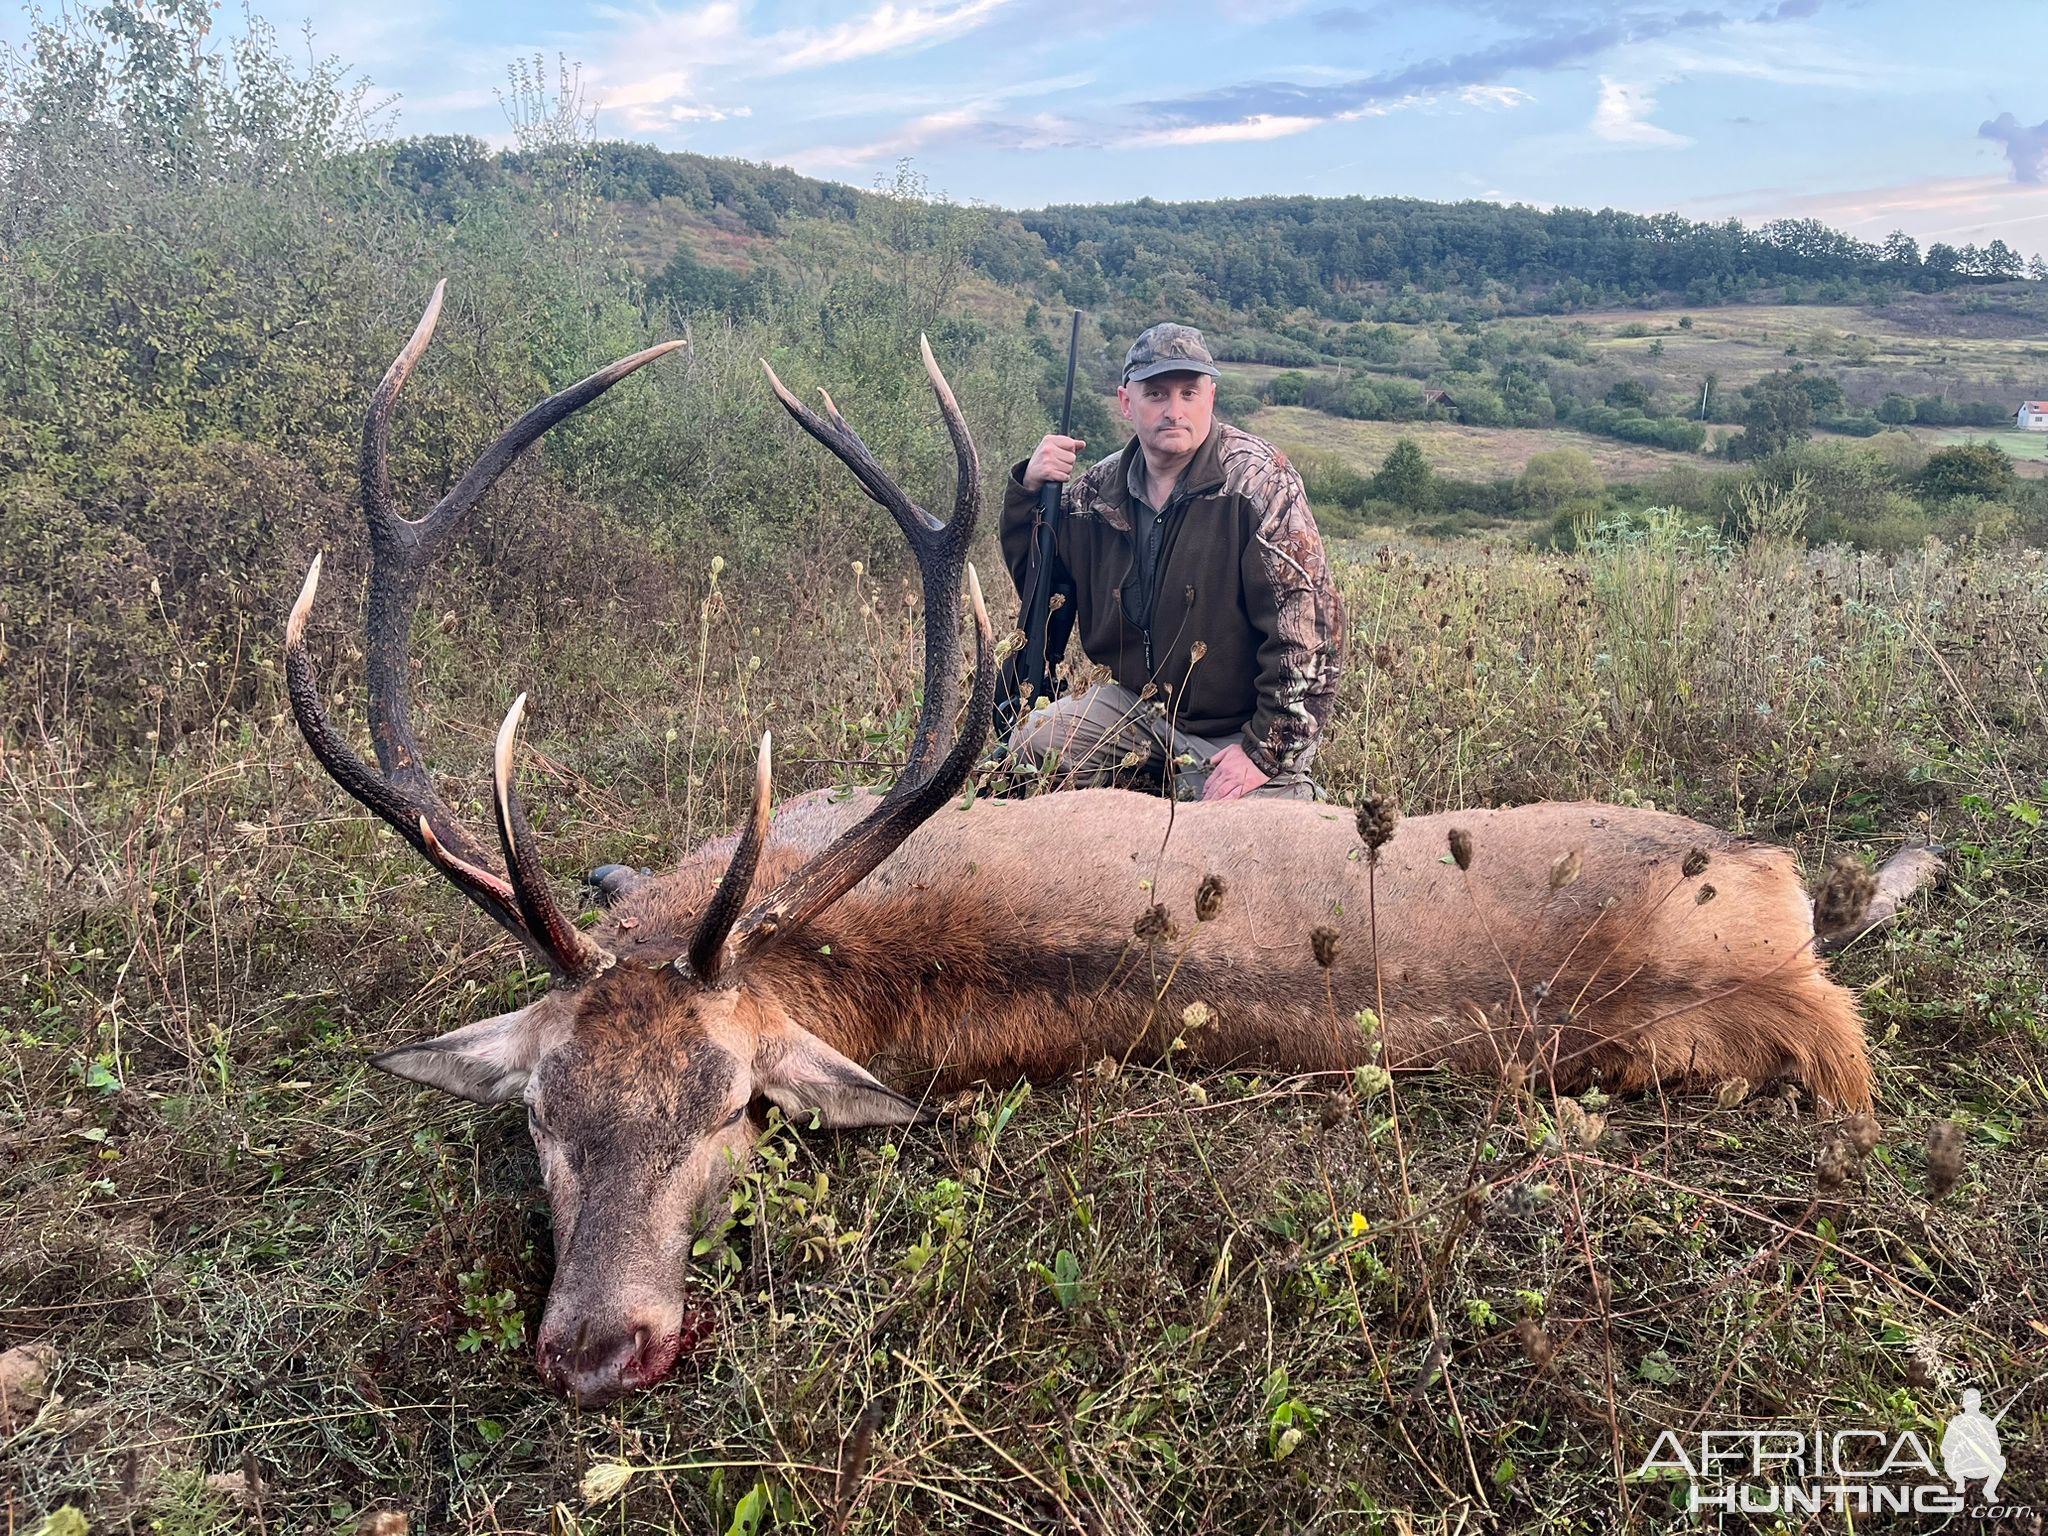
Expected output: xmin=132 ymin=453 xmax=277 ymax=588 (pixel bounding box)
xmin=1122 ymin=322 xmax=1219 ymax=384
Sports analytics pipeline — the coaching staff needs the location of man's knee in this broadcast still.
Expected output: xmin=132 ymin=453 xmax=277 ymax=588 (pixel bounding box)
xmin=1245 ymin=776 xmax=1317 ymax=801
xmin=1007 ymin=687 xmax=1154 ymax=786
xmin=1007 ymin=694 xmax=1098 ymax=763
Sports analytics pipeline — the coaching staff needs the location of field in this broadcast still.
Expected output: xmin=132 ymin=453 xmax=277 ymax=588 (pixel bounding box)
xmin=1923 ymin=425 xmax=2048 ymax=475
xmin=6 ymin=524 xmax=2046 ymax=1531
xmin=1242 ymin=402 xmax=1717 ymax=483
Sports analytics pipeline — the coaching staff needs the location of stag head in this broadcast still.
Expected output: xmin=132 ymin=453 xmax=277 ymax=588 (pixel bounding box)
xmin=286 ymin=283 xmax=990 ymax=1405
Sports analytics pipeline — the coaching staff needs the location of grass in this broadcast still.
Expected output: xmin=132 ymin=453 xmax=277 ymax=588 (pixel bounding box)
xmin=4 ymin=530 xmax=2046 ymax=1532
xmin=1244 ymin=403 xmax=1714 ymax=483
xmin=1923 ymin=425 xmax=2048 ymax=474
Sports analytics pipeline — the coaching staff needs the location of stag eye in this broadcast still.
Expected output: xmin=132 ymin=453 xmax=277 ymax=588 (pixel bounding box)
xmin=722 ymin=1105 xmax=747 ymax=1128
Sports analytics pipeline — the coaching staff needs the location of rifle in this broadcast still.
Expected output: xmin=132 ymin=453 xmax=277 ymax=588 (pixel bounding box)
xmin=998 ymin=308 xmax=1082 ymax=739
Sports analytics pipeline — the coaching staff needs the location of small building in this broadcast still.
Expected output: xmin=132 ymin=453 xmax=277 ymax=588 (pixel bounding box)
xmin=1423 ymin=388 xmax=1458 ymax=411
xmin=2017 ymin=400 xmax=2048 ymax=431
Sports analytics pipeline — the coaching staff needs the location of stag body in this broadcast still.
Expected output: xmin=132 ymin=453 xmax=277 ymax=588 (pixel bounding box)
xmin=601 ymin=788 xmax=1874 ymax=1106
xmin=289 ymin=284 xmax=1924 ymax=1407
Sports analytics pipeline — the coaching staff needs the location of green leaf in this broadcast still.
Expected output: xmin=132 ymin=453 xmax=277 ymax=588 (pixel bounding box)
xmin=726 ymin=1482 xmax=771 ymax=1536
xmin=1637 ymin=1350 xmax=1681 ymax=1385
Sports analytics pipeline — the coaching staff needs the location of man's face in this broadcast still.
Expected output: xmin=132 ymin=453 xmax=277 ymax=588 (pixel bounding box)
xmin=1118 ymin=371 xmax=1215 ymax=460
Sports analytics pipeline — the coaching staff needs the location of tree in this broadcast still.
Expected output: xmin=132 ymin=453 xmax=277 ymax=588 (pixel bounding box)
xmin=1605 ymin=379 xmax=1653 ymax=413
xmin=2030 ymin=254 xmax=2048 ymax=283
xmin=1517 ymin=448 xmax=1604 ymax=513
xmin=1795 ymin=374 xmax=1845 ymax=414
xmin=1881 ymin=230 xmax=1921 ymax=269
xmin=1919 ymin=444 xmax=2015 ymax=501
xmin=1373 ymin=438 xmax=1435 ymax=508
xmin=1267 ymin=370 xmax=1309 ymax=406
xmin=1982 ymin=240 xmax=2025 ymax=281
xmin=1877 ymin=393 xmax=1915 ymax=425
xmin=1736 ymin=371 xmax=1816 ymax=458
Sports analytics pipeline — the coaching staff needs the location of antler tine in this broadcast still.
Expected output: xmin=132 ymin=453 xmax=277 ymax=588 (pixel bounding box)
xmin=919 ymin=332 xmax=982 ymax=550
xmin=491 ymin=696 xmax=612 ymax=982
xmin=687 ymin=731 xmax=775 ymax=985
xmin=415 ymin=336 xmax=688 ymax=551
xmin=758 ymin=357 xmax=941 ymax=541
xmin=364 ymin=279 xmax=447 ymax=536
xmin=728 ymin=563 xmax=996 ymax=967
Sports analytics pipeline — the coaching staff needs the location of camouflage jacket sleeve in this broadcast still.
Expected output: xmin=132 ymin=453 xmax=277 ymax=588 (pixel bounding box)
xmin=1235 ymin=452 xmax=1345 ymax=779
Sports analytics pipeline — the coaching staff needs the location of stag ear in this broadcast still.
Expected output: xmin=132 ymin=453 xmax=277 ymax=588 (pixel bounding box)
xmin=371 ymin=1006 xmax=548 ymax=1105
xmin=755 ymin=1022 xmax=932 ymax=1129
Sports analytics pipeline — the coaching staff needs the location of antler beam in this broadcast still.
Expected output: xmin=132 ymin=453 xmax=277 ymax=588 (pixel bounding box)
xmin=285 ymin=280 xmax=681 ymax=981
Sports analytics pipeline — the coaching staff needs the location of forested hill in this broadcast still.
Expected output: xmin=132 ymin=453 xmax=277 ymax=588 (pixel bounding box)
xmin=449 ymin=139 xmax=2045 ymax=323
xmin=1016 ymin=196 xmax=2042 ymax=315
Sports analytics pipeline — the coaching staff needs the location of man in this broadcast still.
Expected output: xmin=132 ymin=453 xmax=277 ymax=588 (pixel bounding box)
xmin=999 ymin=322 xmax=1344 ymax=801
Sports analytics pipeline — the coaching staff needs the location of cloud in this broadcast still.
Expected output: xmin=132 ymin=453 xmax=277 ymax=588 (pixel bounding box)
xmin=1695 ymin=174 xmax=2048 ymax=247
xmin=585 ymin=0 xmax=1014 ymax=133
xmin=785 ymin=107 xmax=1093 ymax=171
xmin=1459 ymin=84 xmax=1533 ymax=108
xmin=1135 ymin=12 xmax=1704 ymax=133
xmin=1590 ymin=77 xmax=1690 ymax=146
xmin=1131 ymin=114 xmax=1324 ymax=146
xmin=1980 ymin=112 xmax=2048 ymax=185
xmin=1121 ymin=82 xmax=1530 ymax=151
xmin=767 ymin=0 xmax=1015 ymax=73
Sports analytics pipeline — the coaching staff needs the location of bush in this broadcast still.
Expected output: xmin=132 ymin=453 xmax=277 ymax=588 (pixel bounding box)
xmin=1294 ymin=450 xmax=1370 ymax=509
xmin=1372 ymin=437 xmax=1435 ymax=508
xmin=1920 ymin=443 xmax=2016 ymax=500
xmin=1517 ymin=448 xmax=1606 ymax=514
xmin=1265 ymin=369 xmax=1310 ymax=406
xmin=1214 ymin=376 xmax=1264 ymax=423
xmin=1572 ymin=406 xmax=1709 ymax=452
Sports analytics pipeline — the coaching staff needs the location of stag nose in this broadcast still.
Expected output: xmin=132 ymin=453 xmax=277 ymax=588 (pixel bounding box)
xmin=536 ymin=1316 xmax=682 ymax=1407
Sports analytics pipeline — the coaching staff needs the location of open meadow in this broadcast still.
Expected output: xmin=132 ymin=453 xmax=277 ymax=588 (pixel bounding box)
xmin=1240 ymin=402 xmax=1720 ymax=484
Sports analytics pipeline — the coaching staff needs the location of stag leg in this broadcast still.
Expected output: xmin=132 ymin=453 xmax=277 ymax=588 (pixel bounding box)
xmin=1816 ymin=841 xmax=1946 ymax=954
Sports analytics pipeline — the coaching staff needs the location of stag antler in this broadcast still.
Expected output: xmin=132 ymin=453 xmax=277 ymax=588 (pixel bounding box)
xmin=682 ymin=339 xmax=992 ymax=981
xmin=284 ymin=280 xmax=683 ymax=981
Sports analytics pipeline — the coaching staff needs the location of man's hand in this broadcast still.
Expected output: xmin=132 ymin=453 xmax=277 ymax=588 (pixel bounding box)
xmin=1021 ymin=434 xmax=1087 ymax=493
xmin=1200 ymin=743 xmax=1270 ymax=802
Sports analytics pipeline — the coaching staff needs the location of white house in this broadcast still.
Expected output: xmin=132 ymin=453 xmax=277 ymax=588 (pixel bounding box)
xmin=2018 ymin=400 xmax=2048 ymax=431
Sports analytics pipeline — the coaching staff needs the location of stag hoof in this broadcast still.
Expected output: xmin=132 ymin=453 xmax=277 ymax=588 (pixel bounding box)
xmin=585 ymin=865 xmax=647 ymax=906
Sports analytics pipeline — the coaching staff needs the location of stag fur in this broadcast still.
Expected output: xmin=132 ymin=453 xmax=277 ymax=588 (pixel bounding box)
xmin=577 ymin=789 xmax=1881 ymax=1110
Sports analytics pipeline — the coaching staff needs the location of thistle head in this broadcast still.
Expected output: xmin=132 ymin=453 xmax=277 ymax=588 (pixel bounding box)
xmin=1812 ymin=851 xmax=1879 ymax=935
xmin=1355 ymin=792 xmax=1400 ymax=855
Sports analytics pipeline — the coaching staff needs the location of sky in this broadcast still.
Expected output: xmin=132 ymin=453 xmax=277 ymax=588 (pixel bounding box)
xmin=51 ymin=0 xmax=2048 ymax=252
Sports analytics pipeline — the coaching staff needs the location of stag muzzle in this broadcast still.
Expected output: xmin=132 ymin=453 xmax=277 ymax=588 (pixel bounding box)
xmin=535 ymin=1292 xmax=713 ymax=1406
